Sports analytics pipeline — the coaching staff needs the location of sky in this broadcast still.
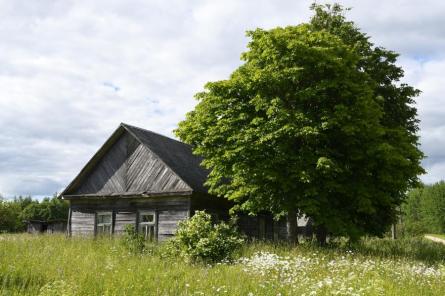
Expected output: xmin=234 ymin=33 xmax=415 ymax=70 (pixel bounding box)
xmin=0 ymin=0 xmax=444 ymax=198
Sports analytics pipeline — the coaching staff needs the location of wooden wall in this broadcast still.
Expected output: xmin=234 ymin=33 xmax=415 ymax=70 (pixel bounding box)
xmin=114 ymin=211 xmax=137 ymax=234
xmin=237 ymin=213 xmax=312 ymax=241
xmin=69 ymin=196 xmax=191 ymax=240
xmin=46 ymin=222 xmax=67 ymax=234
xmin=237 ymin=213 xmax=288 ymax=240
xmin=69 ymin=195 xmax=313 ymax=241
xmin=27 ymin=222 xmax=42 ymax=234
xmin=71 ymin=211 xmax=95 ymax=235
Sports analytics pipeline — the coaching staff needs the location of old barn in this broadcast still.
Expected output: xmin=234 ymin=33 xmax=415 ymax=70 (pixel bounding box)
xmin=60 ymin=123 xmax=309 ymax=240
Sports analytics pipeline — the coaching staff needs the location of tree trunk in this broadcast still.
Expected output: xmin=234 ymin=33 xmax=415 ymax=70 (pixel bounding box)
xmin=316 ymin=225 xmax=327 ymax=246
xmin=286 ymin=207 xmax=298 ymax=245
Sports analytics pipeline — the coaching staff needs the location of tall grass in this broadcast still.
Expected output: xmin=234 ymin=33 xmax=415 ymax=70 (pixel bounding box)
xmin=1 ymin=234 xmax=445 ymax=295
xmin=353 ymin=236 xmax=445 ymax=264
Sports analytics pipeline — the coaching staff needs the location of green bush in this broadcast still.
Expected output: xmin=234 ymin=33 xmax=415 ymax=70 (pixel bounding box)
xmin=171 ymin=211 xmax=244 ymax=263
xmin=122 ymin=224 xmax=145 ymax=254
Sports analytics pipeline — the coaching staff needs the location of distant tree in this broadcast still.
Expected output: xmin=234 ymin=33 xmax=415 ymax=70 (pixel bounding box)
xmin=402 ymin=182 xmax=445 ymax=235
xmin=0 ymin=195 xmax=68 ymax=233
xmin=402 ymin=187 xmax=427 ymax=235
xmin=176 ymin=3 xmax=424 ymax=244
xmin=21 ymin=196 xmax=69 ymax=222
xmin=0 ymin=199 xmax=23 ymax=232
xmin=14 ymin=196 xmax=35 ymax=210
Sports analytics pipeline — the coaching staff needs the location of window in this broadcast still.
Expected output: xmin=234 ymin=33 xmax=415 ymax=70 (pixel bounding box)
xmin=96 ymin=212 xmax=112 ymax=235
xmin=139 ymin=211 xmax=156 ymax=241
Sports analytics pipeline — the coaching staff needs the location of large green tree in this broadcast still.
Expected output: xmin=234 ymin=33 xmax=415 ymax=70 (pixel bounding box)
xmin=176 ymin=4 xmax=424 ymax=243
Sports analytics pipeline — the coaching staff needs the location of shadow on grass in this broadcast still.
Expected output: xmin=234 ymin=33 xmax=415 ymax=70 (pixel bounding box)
xmin=331 ymin=236 xmax=445 ymax=265
xmin=240 ymin=236 xmax=445 ymax=265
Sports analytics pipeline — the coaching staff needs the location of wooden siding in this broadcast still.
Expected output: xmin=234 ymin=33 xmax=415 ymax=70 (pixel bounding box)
xmin=71 ymin=132 xmax=191 ymax=196
xmin=158 ymin=210 xmax=189 ymax=240
xmin=75 ymin=134 xmax=128 ymax=195
xmin=71 ymin=211 xmax=95 ymax=235
xmin=114 ymin=211 xmax=137 ymax=234
xmin=69 ymin=197 xmax=191 ymax=239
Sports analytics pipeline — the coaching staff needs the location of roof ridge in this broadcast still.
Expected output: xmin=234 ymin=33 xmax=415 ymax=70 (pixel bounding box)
xmin=120 ymin=123 xmax=187 ymax=146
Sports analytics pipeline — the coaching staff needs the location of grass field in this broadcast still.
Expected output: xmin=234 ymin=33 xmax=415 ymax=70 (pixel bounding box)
xmin=1 ymin=234 xmax=445 ymax=295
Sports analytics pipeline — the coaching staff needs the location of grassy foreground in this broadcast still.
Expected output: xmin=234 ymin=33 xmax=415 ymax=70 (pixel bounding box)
xmin=1 ymin=234 xmax=445 ymax=295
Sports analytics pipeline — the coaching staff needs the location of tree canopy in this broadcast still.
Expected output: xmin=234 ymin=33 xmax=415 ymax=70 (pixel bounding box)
xmin=176 ymin=4 xmax=424 ymax=242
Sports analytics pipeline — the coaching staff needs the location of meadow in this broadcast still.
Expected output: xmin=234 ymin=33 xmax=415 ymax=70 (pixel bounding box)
xmin=1 ymin=234 xmax=445 ymax=295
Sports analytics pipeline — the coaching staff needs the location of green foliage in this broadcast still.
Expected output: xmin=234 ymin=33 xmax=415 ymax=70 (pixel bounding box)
xmin=171 ymin=211 xmax=244 ymax=263
xmin=121 ymin=224 xmax=145 ymax=254
xmin=0 ymin=196 xmax=68 ymax=233
xmin=20 ymin=196 xmax=69 ymax=222
xmin=175 ymin=3 xmax=423 ymax=241
xmin=0 ymin=196 xmax=35 ymax=232
xmin=402 ymin=182 xmax=445 ymax=235
xmin=0 ymin=201 xmax=23 ymax=233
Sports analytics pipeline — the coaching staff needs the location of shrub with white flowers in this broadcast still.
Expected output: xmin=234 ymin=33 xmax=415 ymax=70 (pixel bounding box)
xmin=172 ymin=211 xmax=244 ymax=263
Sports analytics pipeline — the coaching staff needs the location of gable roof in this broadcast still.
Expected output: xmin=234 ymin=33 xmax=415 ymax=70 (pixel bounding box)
xmin=61 ymin=123 xmax=209 ymax=198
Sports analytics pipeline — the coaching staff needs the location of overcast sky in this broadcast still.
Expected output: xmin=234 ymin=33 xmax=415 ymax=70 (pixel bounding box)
xmin=0 ymin=0 xmax=444 ymax=198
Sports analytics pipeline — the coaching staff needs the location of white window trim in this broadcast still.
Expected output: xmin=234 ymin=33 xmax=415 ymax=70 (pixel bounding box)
xmin=138 ymin=211 xmax=156 ymax=240
xmin=138 ymin=211 xmax=156 ymax=226
xmin=96 ymin=211 xmax=113 ymax=235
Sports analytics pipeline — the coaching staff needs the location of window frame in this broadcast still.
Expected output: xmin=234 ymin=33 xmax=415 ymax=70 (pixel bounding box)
xmin=138 ymin=211 xmax=157 ymax=241
xmin=96 ymin=211 xmax=113 ymax=235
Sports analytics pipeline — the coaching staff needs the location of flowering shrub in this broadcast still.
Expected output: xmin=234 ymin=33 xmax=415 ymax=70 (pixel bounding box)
xmin=172 ymin=211 xmax=244 ymax=263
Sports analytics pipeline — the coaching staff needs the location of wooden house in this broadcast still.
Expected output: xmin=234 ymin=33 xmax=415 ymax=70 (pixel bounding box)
xmin=60 ymin=123 xmax=309 ymax=240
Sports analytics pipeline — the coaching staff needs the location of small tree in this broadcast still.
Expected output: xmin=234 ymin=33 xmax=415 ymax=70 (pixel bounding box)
xmin=171 ymin=211 xmax=244 ymax=263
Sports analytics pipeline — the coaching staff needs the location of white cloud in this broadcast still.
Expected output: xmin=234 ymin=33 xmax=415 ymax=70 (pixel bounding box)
xmin=0 ymin=0 xmax=444 ymax=197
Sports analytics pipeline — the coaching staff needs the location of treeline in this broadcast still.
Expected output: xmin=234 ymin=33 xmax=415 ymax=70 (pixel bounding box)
xmin=0 ymin=196 xmax=68 ymax=233
xmin=401 ymin=181 xmax=445 ymax=235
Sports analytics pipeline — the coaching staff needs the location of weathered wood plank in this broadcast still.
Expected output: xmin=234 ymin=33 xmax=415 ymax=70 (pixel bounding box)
xmin=114 ymin=211 xmax=136 ymax=234
xmin=126 ymin=136 xmax=190 ymax=193
xmin=71 ymin=211 xmax=95 ymax=235
xmin=70 ymin=196 xmax=191 ymax=211
xmin=74 ymin=134 xmax=128 ymax=195
xmin=157 ymin=209 xmax=189 ymax=237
